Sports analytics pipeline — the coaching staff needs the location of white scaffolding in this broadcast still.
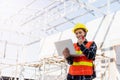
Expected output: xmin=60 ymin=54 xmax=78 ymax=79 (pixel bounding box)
xmin=0 ymin=0 xmax=120 ymax=80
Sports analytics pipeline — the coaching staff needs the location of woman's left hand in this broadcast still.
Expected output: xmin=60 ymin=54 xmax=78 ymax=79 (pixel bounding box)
xmin=62 ymin=48 xmax=70 ymax=58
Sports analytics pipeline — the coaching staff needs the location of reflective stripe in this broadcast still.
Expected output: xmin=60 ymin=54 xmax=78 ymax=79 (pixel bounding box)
xmin=73 ymin=61 xmax=93 ymax=66
xmin=76 ymin=50 xmax=82 ymax=54
xmin=69 ymin=42 xmax=94 ymax=75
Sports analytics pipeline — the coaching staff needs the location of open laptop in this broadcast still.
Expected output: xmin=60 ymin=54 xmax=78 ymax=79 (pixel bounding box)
xmin=54 ymin=39 xmax=76 ymax=56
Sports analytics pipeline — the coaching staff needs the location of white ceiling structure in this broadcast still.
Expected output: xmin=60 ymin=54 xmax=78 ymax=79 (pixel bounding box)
xmin=0 ymin=0 xmax=120 ymax=79
xmin=0 ymin=0 xmax=120 ymax=46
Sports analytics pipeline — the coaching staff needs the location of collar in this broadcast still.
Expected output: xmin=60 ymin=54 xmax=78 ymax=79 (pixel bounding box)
xmin=83 ymin=39 xmax=88 ymax=45
xmin=77 ymin=39 xmax=88 ymax=46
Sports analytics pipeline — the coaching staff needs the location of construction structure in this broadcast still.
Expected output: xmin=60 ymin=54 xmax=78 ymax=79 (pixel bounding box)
xmin=0 ymin=0 xmax=120 ymax=80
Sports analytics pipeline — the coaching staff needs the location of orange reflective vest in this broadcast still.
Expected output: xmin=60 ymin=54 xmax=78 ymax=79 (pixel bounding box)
xmin=69 ymin=41 xmax=93 ymax=75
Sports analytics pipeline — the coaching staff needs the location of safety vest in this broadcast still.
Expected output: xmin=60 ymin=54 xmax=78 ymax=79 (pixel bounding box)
xmin=69 ymin=41 xmax=93 ymax=75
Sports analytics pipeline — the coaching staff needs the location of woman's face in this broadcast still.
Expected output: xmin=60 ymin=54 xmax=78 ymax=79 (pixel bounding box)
xmin=75 ymin=29 xmax=86 ymax=40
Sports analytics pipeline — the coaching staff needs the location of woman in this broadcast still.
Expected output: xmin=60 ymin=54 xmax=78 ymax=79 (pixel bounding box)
xmin=63 ymin=23 xmax=97 ymax=80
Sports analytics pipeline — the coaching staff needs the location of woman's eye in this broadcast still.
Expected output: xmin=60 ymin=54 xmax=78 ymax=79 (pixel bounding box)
xmin=79 ymin=32 xmax=82 ymax=34
xmin=75 ymin=33 xmax=78 ymax=35
xmin=75 ymin=31 xmax=82 ymax=35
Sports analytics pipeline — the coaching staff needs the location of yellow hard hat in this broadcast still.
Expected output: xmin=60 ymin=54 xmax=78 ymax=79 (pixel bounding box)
xmin=72 ymin=23 xmax=88 ymax=33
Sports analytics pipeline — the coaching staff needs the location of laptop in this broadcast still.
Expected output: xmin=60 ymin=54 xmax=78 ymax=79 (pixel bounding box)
xmin=54 ymin=39 xmax=76 ymax=56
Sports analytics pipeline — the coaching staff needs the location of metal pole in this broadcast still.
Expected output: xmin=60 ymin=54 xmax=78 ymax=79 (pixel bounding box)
xmin=92 ymin=15 xmax=106 ymax=40
xmin=14 ymin=48 xmax=19 ymax=80
xmin=99 ymin=12 xmax=116 ymax=49
xmin=41 ymin=58 xmax=46 ymax=80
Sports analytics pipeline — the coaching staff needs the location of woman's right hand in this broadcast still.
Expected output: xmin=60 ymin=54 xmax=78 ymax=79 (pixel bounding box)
xmin=62 ymin=48 xmax=70 ymax=58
